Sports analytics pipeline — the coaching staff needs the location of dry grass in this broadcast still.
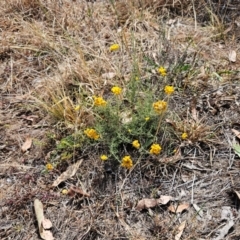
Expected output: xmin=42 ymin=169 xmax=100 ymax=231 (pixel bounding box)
xmin=1 ymin=0 xmax=240 ymax=239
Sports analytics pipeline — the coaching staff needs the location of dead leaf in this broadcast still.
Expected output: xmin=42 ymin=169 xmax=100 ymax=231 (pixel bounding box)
xmin=21 ymin=137 xmax=32 ymax=152
xmin=235 ymin=18 xmax=240 ymax=27
xmin=182 ymin=163 xmax=208 ymax=171
xmin=166 ymin=19 xmax=177 ymax=26
xmin=135 ymin=199 xmax=158 ymax=211
xmin=165 ymin=118 xmax=177 ymax=128
xmin=42 ymin=219 xmax=53 ymax=229
xmin=21 ymin=115 xmax=39 ymax=122
xmin=158 ymin=195 xmax=173 ymax=205
xmin=159 ymin=148 xmax=182 ymax=164
xmin=181 ymin=174 xmax=191 ymax=183
xmin=234 ymin=190 xmax=240 ymax=200
xmin=221 ymin=206 xmax=233 ymax=221
xmin=52 ymin=159 xmax=83 ymax=187
xmin=175 ymin=221 xmax=186 ymax=240
xmin=229 ymin=50 xmax=236 ymax=62
xmin=168 ymin=203 xmax=189 ymax=213
xmin=68 ymin=186 xmax=90 ymax=197
xmin=136 ymin=196 xmax=173 ymax=211
xmin=34 ymin=199 xmax=54 ymax=240
xmin=191 ymin=106 xmax=198 ymax=121
xmin=196 ymin=65 xmax=208 ymax=80
xmin=120 ymin=110 xmax=132 ymax=124
xmin=101 ymin=72 xmax=116 ymax=79
xmin=212 ymin=220 xmax=234 ymax=240
xmin=232 ymin=129 xmax=240 ymax=139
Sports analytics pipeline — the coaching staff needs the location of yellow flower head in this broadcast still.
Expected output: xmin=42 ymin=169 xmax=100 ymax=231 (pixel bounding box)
xmin=62 ymin=189 xmax=68 ymax=195
xmin=111 ymin=86 xmax=122 ymax=95
xmin=181 ymin=132 xmax=188 ymax=140
xmin=93 ymin=96 xmax=107 ymax=107
xmin=100 ymin=155 xmax=108 ymax=161
xmin=132 ymin=140 xmax=140 ymax=149
xmin=145 ymin=117 xmax=150 ymax=121
xmin=164 ymin=85 xmax=174 ymax=95
xmin=74 ymin=105 xmax=81 ymax=111
xmin=109 ymin=44 xmax=120 ymax=52
xmin=84 ymin=128 xmax=100 ymax=140
xmin=46 ymin=163 xmax=53 ymax=171
xmin=121 ymin=156 xmax=133 ymax=169
xmin=158 ymin=66 xmax=167 ymax=76
xmin=149 ymin=143 xmax=162 ymax=155
xmin=153 ymin=100 xmax=167 ymax=114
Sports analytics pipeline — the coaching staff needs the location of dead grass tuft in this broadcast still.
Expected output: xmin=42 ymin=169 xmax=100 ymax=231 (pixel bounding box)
xmin=34 ymin=80 xmax=94 ymax=128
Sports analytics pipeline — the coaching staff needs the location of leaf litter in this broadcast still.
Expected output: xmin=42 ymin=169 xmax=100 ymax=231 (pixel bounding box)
xmin=34 ymin=199 xmax=54 ymax=240
xmin=21 ymin=137 xmax=32 ymax=152
xmin=175 ymin=221 xmax=186 ymax=240
xmin=168 ymin=203 xmax=190 ymax=214
xmin=228 ymin=50 xmax=237 ymax=63
xmin=135 ymin=195 xmax=173 ymax=211
xmin=67 ymin=186 xmax=90 ymax=198
xmin=52 ymin=159 xmax=83 ymax=187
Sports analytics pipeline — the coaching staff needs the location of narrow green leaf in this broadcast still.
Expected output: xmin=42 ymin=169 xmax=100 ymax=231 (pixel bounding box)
xmin=232 ymin=143 xmax=240 ymax=157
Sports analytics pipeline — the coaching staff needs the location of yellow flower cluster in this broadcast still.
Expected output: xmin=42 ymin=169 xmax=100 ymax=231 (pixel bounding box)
xmin=111 ymin=86 xmax=122 ymax=95
xmin=109 ymin=44 xmax=120 ymax=51
xmin=181 ymin=132 xmax=188 ymax=140
xmin=149 ymin=143 xmax=162 ymax=155
xmin=164 ymin=85 xmax=174 ymax=95
xmin=121 ymin=156 xmax=133 ymax=169
xmin=153 ymin=100 xmax=167 ymax=114
xmin=158 ymin=66 xmax=167 ymax=76
xmin=74 ymin=105 xmax=81 ymax=111
xmin=93 ymin=96 xmax=107 ymax=106
xmin=100 ymin=155 xmax=108 ymax=161
xmin=84 ymin=128 xmax=100 ymax=140
xmin=46 ymin=163 xmax=53 ymax=171
xmin=132 ymin=140 xmax=140 ymax=149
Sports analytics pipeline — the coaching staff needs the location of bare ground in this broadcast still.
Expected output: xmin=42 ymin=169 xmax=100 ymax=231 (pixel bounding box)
xmin=1 ymin=0 xmax=240 ymax=239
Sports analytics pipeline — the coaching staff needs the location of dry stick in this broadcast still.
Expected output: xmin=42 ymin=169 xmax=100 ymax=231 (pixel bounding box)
xmin=155 ymin=113 xmax=164 ymax=137
xmin=224 ymin=132 xmax=235 ymax=170
xmin=191 ymin=173 xmax=196 ymax=205
xmin=9 ymin=55 xmax=13 ymax=89
xmin=210 ymin=145 xmax=213 ymax=167
xmin=191 ymin=0 xmax=197 ymax=31
xmin=167 ymin=24 xmax=174 ymax=41
xmin=156 ymin=96 xmax=170 ymax=137
xmin=170 ymin=169 xmax=178 ymax=192
xmin=119 ymin=156 xmax=142 ymax=191
xmin=0 ymin=163 xmax=33 ymax=169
